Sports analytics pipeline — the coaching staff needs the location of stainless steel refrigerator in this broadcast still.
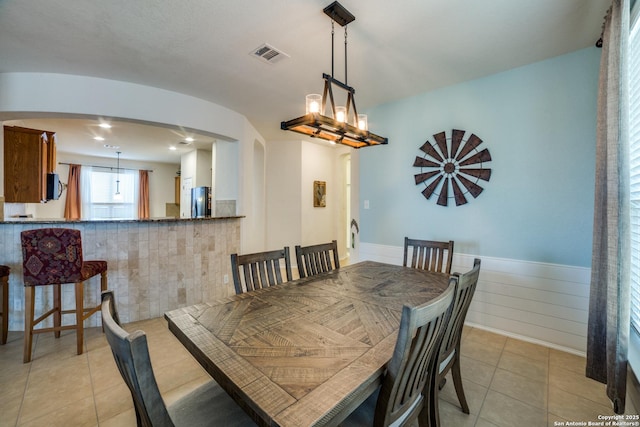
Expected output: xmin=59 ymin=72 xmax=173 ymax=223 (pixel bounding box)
xmin=191 ymin=186 xmax=212 ymax=218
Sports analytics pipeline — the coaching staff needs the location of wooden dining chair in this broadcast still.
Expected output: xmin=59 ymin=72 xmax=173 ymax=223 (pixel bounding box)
xmin=432 ymin=258 xmax=481 ymax=427
xmin=295 ymin=240 xmax=340 ymax=278
xmin=0 ymin=265 xmax=10 ymax=345
xmin=21 ymin=228 xmax=108 ymax=362
xmin=341 ymin=278 xmax=456 ymax=427
xmin=230 ymin=247 xmax=292 ymax=294
xmin=403 ymin=237 xmax=454 ymax=274
xmin=101 ymin=290 xmax=256 ymax=427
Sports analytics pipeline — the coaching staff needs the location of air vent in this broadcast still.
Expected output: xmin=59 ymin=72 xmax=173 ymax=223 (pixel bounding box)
xmin=250 ymin=43 xmax=289 ymax=64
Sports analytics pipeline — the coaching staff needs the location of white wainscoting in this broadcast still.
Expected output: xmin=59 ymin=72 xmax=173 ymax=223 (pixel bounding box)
xmin=358 ymin=242 xmax=590 ymax=355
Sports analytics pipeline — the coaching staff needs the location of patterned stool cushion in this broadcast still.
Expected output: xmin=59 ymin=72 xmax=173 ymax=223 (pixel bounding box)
xmin=21 ymin=228 xmax=107 ymax=286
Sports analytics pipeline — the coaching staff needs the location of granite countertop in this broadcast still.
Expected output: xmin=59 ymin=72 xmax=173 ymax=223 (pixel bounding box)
xmin=0 ymin=216 xmax=244 ymax=224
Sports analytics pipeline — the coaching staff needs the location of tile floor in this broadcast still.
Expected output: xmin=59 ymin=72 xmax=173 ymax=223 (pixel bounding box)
xmin=0 ymin=320 xmax=635 ymax=427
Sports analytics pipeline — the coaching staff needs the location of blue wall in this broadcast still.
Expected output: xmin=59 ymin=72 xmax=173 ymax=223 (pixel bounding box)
xmin=359 ymin=47 xmax=601 ymax=267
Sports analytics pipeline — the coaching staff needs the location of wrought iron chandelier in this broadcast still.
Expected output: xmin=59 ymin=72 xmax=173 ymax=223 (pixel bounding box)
xmin=280 ymin=1 xmax=388 ymax=149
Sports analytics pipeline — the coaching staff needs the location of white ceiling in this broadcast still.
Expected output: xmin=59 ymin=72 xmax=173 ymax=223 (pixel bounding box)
xmin=2 ymin=117 xmax=216 ymax=164
xmin=0 ymin=0 xmax=609 ymax=163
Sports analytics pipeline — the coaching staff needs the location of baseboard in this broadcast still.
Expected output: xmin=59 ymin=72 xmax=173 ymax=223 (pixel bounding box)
xmin=465 ymin=322 xmax=585 ymax=357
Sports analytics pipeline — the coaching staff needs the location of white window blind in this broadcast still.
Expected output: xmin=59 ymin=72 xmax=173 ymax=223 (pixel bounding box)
xmin=630 ymin=6 xmax=640 ymax=334
xmin=81 ymin=167 xmax=139 ymax=220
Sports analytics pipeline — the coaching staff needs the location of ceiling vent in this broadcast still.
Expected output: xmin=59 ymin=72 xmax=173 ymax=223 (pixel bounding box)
xmin=251 ymin=43 xmax=289 ymax=64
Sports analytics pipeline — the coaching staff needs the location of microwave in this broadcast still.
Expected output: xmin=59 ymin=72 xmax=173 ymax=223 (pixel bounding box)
xmin=46 ymin=172 xmax=60 ymax=201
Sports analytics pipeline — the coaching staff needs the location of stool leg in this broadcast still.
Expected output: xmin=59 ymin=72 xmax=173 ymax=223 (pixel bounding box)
xmin=75 ymin=281 xmax=84 ymax=355
xmin=23 ymin=286 xmax=35 ymax=363
xmin=1 ymin=276 xmax=8 ymax=345
xmin=100 ymin=271 xmax=108 ymax=292
xmin=53 ymin=283 xmax=61 ymax=339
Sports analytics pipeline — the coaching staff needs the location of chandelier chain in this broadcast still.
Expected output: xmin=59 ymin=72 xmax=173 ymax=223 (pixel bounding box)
xmin=344 ymin=26 xmax=348 ymax=85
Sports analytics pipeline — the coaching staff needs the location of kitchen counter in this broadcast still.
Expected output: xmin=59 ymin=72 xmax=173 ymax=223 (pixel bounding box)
xmin=0 ymin=216 xmax=243 ymax=331
xmin=1 ymin=215 xmax=243 ymax=223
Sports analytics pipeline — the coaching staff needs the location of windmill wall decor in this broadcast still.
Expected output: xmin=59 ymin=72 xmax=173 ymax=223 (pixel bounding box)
xmin=413 ymin=129 xmax=492 ymax=206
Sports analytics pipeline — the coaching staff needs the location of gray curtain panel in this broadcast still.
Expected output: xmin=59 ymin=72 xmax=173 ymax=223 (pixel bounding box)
xmin=586 ymin=0 xmax=630 ymax=415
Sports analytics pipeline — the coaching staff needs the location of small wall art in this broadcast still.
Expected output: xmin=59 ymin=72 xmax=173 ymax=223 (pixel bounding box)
xmin=314 ymin=180 xmax=326 ymax=207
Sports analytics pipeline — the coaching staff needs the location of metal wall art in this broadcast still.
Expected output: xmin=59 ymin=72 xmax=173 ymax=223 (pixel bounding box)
xmin=413 ymin=129 xmax=492 ymax=206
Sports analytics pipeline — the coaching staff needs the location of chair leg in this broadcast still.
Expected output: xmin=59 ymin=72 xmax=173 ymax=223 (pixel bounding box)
xmin=427 ymin=368 xmax=442 ymax=427
xmin=451 ymin=353 xmax=470 ymax=414
xmin=23 ymin=287 xmax=35 ymax=363
xmin=1 ymin=276 xmax=8 ymax=345
xmin=100 ymin=271 xmax=108 ymax=333
xmin=53 ymin=283 xmax=62 ymax=339
xmin=75 ymin=281 xmax=84 ymax=355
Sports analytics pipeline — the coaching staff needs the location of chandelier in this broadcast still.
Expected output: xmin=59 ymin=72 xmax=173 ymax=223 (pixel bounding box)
xmin=280 ymin=1 xmax=388 ymax=149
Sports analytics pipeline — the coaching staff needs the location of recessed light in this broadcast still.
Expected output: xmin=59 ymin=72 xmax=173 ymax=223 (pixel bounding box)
xmin=169 ymin=146 xmax=177 ymax=151
xmin=94 ymin=136 xmax=105 ymax=141
xmin=185 ymin=137 xmax=194 ymax=142
xmin=99 ymin=123 xmax=112 ymax=129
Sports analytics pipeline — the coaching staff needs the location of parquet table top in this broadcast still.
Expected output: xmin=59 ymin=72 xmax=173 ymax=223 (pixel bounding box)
xmin=164 ymin=260 xmax=449 ymax=427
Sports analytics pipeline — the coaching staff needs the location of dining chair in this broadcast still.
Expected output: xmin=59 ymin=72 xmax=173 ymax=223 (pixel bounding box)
xmin=21 ymin=228 xmax=108 ymax=362
xmin=341 ymin=278 xmax=456 ymax=427
xmin=295 ymin=240 xmax=340 ymax=278
xmin=230 ymin=247 xmax=292 ymax=294
xmin=403 ymin=237 xmax=454 ymax=275
xmin=432 ymin=258 xmax=481 ymax=427
xmin=0 ymin=265 xmax=10 ymax=344
xmin=101 ymin=290 xmax=257 ymax=427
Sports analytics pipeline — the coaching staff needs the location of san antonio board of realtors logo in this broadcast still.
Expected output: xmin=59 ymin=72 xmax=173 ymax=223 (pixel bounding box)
xmin=413 ymin=129 xmax=492 ymax=207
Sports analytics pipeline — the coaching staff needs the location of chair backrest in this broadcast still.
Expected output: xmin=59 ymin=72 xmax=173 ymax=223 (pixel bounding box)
xmin=374 ymin=279 xmax=456 ymax=426
xmin=101 ymin=290 xmax=174 ymax=427
xmin=295 ymin=240 xmax=340 ymax=278
xmin=438 ymin=258 xmax=481 ymax=369
xmin=21 ymin=228 xmax=85 ymax=286
xmin=403 ymin=237 xmax=454 ymax=274
xmin=230 ymin=247 xmax=292 ymax=294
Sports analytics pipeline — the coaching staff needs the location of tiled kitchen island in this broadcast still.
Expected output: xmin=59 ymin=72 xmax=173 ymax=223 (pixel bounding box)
xmin=0 ymin=216 xmax=242 ymax=331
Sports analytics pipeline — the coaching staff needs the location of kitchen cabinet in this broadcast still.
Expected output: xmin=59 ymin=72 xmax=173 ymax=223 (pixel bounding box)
xmin=3 ymin=126 xmax=56 ymax=203
xmin=45 ymin=131 xmax=57 ymax=174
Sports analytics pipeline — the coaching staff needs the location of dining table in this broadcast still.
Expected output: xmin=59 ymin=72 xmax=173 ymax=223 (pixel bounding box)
xmin=164 ymin=260 xmax=451 ymax=427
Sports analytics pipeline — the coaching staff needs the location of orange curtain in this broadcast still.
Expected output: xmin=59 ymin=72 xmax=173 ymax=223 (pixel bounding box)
xmin=138 ymin=170 xmax=150 ymax=219
xmin=63 ymin=164 xmax=81 ymax=220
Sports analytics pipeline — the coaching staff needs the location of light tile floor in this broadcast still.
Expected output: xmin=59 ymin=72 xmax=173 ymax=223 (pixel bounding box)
xmin=0 ymin=321 xmax=636 ymax=427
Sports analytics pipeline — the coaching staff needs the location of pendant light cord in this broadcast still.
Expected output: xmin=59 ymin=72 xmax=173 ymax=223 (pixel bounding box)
xmin=329 ymin=18 xmax=349 ymax=85
xmin=331 ymin=20 xmax=335 ymax=77
xmin=115 ymin=151 xmax=121 ymax=195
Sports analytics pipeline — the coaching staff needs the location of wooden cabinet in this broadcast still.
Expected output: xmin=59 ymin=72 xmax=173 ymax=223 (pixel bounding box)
xmin=45 ymin=131 xmax=57 ymax=174
xmin=3 ymin=126 xmax=56 ymax=203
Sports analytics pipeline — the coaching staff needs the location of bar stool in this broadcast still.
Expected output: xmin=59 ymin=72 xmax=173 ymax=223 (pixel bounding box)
xmin=0 ymin=265 xmax=9 ymax=345
xmin=21 ymin=228 xmax=108 ymax=363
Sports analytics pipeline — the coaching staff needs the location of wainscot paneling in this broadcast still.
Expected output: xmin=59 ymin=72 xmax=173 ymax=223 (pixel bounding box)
xmin=359 ymin=242 xmax=590 ymax=355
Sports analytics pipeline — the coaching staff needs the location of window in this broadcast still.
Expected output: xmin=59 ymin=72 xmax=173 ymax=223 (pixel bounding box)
xmin=81 ymin=167 xmax=139 ymax=220
xmin=630 ymin=3 xmax=640 ymax=333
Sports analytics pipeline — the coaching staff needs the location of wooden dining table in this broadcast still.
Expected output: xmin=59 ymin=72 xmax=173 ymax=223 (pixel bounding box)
xmin=164 ymin=260 xmax=450 ymax=427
